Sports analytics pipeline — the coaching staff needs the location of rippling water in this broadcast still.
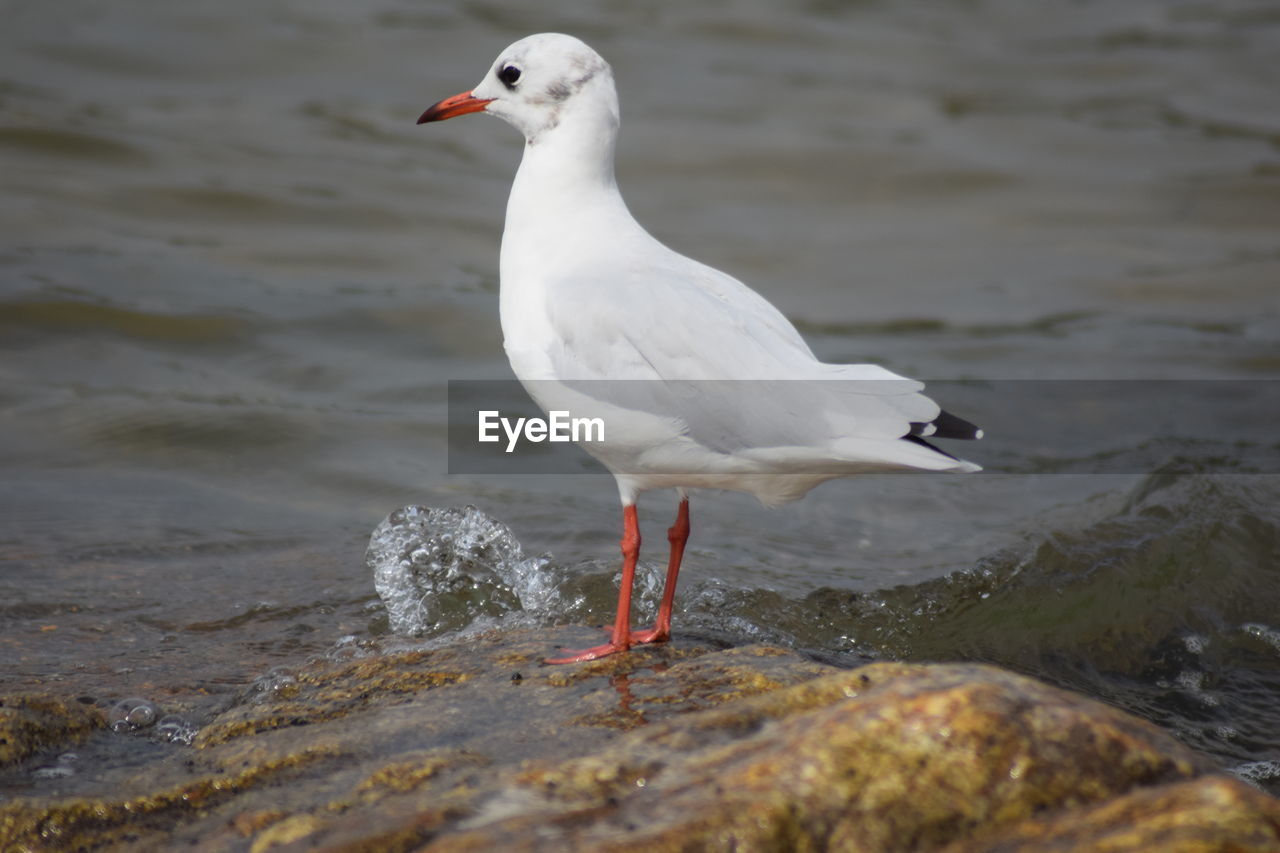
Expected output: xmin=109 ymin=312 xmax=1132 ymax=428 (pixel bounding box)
xmin=2 ymin=0 xmax=1278 ymax=796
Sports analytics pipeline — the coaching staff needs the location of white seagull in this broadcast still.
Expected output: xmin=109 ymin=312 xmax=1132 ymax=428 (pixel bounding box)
xmin=418 ymin=33 xmax=981 ymax=663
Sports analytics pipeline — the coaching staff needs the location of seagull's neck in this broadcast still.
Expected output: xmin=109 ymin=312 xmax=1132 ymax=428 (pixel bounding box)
xmin=498 ymin=111 xmax=642 ymax=375
xmin=503 ymin=114 xmax=633 ymax=253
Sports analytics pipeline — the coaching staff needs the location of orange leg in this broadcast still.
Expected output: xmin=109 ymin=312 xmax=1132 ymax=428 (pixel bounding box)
xmin=631 ymin=497 xmax=689 ymax=645
xmin=546 ymin=504 xmax=641 ymax=664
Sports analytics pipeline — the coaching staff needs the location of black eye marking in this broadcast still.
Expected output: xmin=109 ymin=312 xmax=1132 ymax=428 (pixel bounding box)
xmin=498 ymin=65 xmax=521 ymax=88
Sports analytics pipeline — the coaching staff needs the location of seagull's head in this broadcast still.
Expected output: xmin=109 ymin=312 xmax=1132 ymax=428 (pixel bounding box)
xmin=418 ymin=33 xmax=618 ymax=145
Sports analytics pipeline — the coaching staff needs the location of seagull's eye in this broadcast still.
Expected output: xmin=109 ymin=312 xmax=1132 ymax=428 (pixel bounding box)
xmin=498 ymin=65 xmax=521 ymax=88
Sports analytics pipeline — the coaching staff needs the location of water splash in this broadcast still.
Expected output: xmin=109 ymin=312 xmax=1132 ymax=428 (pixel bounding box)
xmin=367 ymin=505 xmax=553 ymax=637
xmin=1241 ymin=623 xmax=1280 ymax=656
xmin=1232 ymin=760 xmax=1280 ymax=790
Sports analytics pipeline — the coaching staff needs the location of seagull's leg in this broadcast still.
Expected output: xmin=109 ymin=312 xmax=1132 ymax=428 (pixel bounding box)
xmin=545 ymin=504 xmax=641 ymax=664
xmin=632 ymin=496 xmax=689 ymax=645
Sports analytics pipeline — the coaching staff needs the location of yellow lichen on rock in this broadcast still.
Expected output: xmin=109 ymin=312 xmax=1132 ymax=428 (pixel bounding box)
xmin=0 ymin=695 xmax=104 ymax=768
xmin=355 ymin=749 xmax=489 ymax=798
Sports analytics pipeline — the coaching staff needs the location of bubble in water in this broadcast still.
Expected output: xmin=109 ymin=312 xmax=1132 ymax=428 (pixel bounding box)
xmin=108 ymin=697 xmax=160 ymax=732
xmin=367 ymin=505 xmax=552 ymax=637
xmin=327 ymin=634 xmax=377 ymax=662
xmin=248 ymin=666 xmax=301 ymax=702
xmin=153 ymin=714 xmax=198 ymax=745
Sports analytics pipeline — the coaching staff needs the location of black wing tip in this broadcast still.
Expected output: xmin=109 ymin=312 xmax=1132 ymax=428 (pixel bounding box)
xmin=910 ymin=409 xmax=983 ymax=441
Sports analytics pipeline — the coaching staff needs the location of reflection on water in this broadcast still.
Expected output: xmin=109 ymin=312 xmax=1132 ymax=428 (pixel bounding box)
xmin=2 ymin=0 xmax=1278 ymax=793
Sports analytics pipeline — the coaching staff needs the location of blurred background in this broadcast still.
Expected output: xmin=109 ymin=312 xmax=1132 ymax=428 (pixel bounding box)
xmin=1 ymin=0 xmax=1278 ymax=790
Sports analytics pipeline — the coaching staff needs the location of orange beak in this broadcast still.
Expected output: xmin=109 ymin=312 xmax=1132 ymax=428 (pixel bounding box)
xmin=417 ymin=91 xmax=494 ymax=124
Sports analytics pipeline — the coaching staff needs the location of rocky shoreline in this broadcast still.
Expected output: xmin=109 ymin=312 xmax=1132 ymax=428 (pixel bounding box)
xmin=3 ymin=626 xmax=1278 ymax=851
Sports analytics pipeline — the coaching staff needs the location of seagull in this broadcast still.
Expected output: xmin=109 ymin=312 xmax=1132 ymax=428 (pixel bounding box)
xmin=418 ymin=33 xmax=981 ymax=663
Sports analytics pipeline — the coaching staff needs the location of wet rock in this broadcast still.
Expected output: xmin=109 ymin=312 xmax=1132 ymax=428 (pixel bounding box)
xmin=0 ymin=743 xmax=344 ymax=851
xmin=0 ymin=627 xmax=1277 ymax=851
xmin=942 ymin=774 xmax=1280 ymax=852
xmin=193 ymin=648 xmax=473 ymax=748
xmin=0 ymin=695 xmax=103 ymax=768
xmin=430 ymin=662 xmax=1240 ymax=851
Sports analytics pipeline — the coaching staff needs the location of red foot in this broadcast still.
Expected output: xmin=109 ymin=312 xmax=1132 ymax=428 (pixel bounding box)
xmin=545 ymin=640 xmax=630 ymax=664
xmin=545 ymin=626 xmax=669 ymax=663
xmin=629 ymin=625 xmax=670 ymax=645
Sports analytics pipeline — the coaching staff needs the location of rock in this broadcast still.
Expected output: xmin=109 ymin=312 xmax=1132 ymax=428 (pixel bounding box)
xmin=423 ymin=662 xmax=1228 ymax=851
xmin=0 ymin=626 xmax=1277 ymax=851
xmin=0 ymin=695 xmax=103 ymax=768
xmin=942 ymin=775 xmax=1280 ymax=852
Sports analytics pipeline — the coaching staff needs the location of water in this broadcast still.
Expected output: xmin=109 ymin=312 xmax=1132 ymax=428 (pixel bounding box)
xmin=2 ymin=0 xmax=1278 ymax=795
xmin=369 ymin=505 xmax=547 ymax=635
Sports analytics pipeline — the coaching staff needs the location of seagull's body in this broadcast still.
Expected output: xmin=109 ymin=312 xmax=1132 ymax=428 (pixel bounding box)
xmin=419 ymin=33 xmax=981 ymax=662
